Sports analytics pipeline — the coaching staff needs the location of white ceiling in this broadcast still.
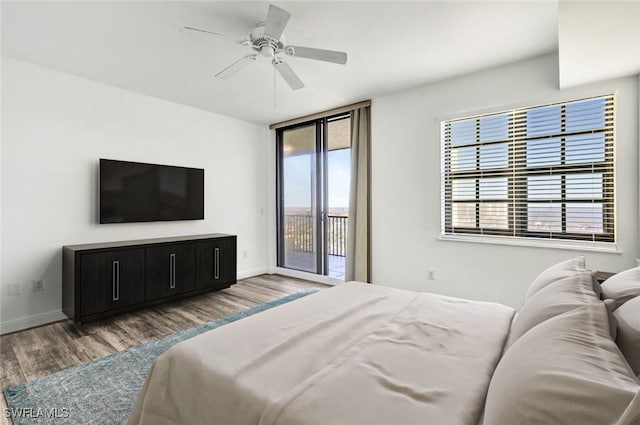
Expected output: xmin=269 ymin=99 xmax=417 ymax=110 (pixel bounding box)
xmin=3 ymin=1 xmax=561 ymax=125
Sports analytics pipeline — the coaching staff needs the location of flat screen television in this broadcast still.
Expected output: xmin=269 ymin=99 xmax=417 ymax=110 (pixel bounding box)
xmin=99 ymin=159 xmax=204 ymax=224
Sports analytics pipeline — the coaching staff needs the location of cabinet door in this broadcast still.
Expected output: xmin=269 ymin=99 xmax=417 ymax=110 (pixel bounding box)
xmin=195 ymin=237 xmax=237 ymax=289
xmin=146 ymin=243 xmax=195 ymax=301
xmin=79 ymin=249 xmax=145 ymax=316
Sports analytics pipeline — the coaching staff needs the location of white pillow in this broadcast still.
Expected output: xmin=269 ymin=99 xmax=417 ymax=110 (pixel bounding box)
xmin=524 ymin=256 xmax=586 ymax=301
xmin=601 ymin=267 xmax=640 ymax=309
xmin=615 ymin=296 xmax=640 ymax=375
xmin=509 ymin=271 xmax=598 ymax=345
xmin=484 ymin=303 xmax=640 ymax=425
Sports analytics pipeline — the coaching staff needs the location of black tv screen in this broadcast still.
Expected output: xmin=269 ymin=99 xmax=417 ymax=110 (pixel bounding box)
xmin=99 ymin=159 xmax=204 ymax=224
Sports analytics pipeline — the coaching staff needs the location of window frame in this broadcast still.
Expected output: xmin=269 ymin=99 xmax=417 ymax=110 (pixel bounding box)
xmin=440 ymin=94 xmax=615 ymax=245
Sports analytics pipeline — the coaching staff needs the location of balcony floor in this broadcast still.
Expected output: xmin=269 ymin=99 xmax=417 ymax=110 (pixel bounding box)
xmin=283 ymin=250 xmax=345 ymax=280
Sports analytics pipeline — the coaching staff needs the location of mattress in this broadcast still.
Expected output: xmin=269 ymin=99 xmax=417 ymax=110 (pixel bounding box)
xmin=128 ymin=281 xmax=515 ymax=425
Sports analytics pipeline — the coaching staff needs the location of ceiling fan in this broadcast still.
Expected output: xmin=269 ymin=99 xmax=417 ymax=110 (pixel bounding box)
xmin=184 ymin=4 xmax=348 ymax=90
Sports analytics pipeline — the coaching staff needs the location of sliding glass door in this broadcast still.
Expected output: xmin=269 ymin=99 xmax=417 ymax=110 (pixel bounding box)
xmin=325 ymin=117 xmax=351 ymax=279
xmin=278 ymin=123 xmax=319 ymax=273
xmin=277 ymin=114 xmax=351 ymax=278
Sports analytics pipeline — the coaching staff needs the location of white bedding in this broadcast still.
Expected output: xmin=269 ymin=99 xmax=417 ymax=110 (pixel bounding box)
xmin=128 ymin=282 xmax=515 ymax=425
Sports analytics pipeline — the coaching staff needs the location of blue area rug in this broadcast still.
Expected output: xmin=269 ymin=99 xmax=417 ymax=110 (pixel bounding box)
xmin=3 ymin=289 xmax=318 ymax=424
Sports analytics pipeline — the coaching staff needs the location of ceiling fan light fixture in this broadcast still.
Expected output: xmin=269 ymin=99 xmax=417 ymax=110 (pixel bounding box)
xmin=261 ymin=45 xmax=276 ymax=57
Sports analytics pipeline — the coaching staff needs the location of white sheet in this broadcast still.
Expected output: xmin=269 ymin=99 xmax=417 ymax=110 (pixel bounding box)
xmin=128 ymin=282 xmax=515 ymax=425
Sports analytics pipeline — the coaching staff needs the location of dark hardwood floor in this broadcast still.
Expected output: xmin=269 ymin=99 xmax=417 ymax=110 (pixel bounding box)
xmin=0 ymin=274 xmax=329 ymax=424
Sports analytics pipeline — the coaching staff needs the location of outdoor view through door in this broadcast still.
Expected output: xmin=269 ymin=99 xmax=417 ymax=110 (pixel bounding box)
xmin=277 ymin=114 xmax=351 ymax=279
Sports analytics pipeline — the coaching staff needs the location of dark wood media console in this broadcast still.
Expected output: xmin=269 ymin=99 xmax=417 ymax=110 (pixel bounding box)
xmin=62 ymin=234 xmax=237 ymax=323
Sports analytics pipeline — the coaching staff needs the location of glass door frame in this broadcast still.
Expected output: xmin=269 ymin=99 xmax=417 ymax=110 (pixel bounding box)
xmin=276 ymin=112 xmax=350 ymax=276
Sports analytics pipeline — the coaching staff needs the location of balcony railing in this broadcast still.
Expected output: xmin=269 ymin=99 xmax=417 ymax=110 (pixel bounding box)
xmin=284 ymin=214 xmax=347 ymax=257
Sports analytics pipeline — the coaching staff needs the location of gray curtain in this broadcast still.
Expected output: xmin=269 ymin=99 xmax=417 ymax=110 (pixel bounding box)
xmin=345 ymin=106 xmax=371 ymax=282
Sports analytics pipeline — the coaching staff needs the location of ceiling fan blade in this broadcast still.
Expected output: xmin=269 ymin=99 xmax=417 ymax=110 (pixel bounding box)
xmin=263 ymin=4 xmax=290 ymax=40
xmin=273 ymin=59 xmax=304 ymax=90
xmin=215 ymin=55 xmax=258 ymax=79
xmin=287 ymin=46 xmax=348 ymax=65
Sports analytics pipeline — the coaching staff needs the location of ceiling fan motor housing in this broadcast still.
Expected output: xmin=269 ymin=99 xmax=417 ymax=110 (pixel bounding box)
xmin=250 ymin=24 xmax=285 ymax=57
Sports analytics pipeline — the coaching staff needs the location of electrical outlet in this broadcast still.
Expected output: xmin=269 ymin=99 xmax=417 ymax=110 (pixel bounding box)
xmin=427 ymin=269 xmax=435 ymax=280
xmin=33 ymin=279 xmax=45 ymax=292
xmin=243 ymin=250 xmax=248 ymax=259
xmin=8 ymin=283 xmax=22 ymax=296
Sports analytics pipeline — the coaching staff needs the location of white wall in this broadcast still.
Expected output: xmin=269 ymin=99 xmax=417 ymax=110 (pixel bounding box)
xmin=1 ymin=57 xmax=270 ymax=332
xmin=558 ymin=1 xmax=640 ymax=89
xmin=371 ymin=53 xmax=639 ymax=309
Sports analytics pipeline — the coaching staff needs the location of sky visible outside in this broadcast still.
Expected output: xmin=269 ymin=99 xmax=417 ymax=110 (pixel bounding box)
xmin=284 ymin=148 xmax=351 ymax=209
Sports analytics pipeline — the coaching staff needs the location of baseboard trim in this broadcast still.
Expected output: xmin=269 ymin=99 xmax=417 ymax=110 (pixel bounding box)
xmin=238 ymin=267 xmax=269 ymax=280
xmin=270 ymin=267 xmax=341 ymax=286
xmin=0 ymin=310 xmax=67 ymax=335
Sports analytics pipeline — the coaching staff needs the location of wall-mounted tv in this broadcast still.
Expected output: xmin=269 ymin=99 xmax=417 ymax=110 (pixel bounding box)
xmin=99 ymin=159 xmax=204 ymax=224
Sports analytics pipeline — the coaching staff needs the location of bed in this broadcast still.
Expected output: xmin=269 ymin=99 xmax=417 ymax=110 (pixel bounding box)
xmin=128 ymin=257 xmax=640 ymax=425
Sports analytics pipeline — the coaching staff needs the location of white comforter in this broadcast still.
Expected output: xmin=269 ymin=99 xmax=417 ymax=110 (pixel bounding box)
xmin=128 ymin=282 xmax=515 ymax=425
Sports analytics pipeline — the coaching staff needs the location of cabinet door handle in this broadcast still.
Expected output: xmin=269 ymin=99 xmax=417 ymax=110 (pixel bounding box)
xmin=214 ymin=248 xmax=220 ymax=280
xmin=170 ymin=253 xmax=176 ymax=289
xmin=112 ymin=260 xmax=120 ymax=301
